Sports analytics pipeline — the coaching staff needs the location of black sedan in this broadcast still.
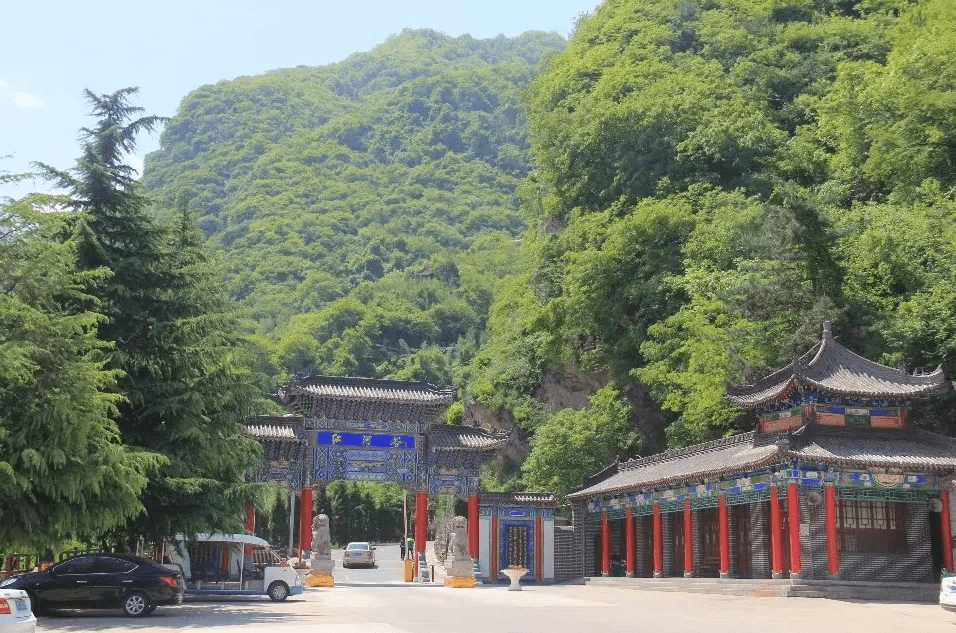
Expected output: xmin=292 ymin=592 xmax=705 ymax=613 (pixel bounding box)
xmin=0 ymin=553 xmax=184 ymax=617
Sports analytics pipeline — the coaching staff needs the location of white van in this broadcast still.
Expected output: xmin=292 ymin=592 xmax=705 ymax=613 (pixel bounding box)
xmin=168 ymin=534 xmax=304 ymax=601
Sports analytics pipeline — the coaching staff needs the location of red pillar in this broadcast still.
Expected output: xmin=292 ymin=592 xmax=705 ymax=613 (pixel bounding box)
xmin=824 ymin=486 xmax=839 ymax=577
xmin=299 ymin=487 xmax=313 ymax=554
xmin=414 ymin=492 xmax=427 ymax=578
xmin=245 ymin=503 xmax=256 ymax=534
xmin=683 ymin=499 xmax=693 ymax=576
xmin=415 ymin=492 xmax=428 ymax=554
xmin=244 ymin=503 xmax=256 ymax=555
xmin=601 ymin=510 xmax=610 ymax=576
xmin=943 ymin=492 xmax=954 ymax=572
xmin=625 ymin=508 xmax=635 ymax=577
xmin=535 ymin=516 xmax=543 ymax=582
xmin=468 ymin=494 xmax=479 ymax=559
xmin=787 ymin=484 xmax=802 ymax=575
xmin=718 ymin=493 xmax=729 ymax=577
xmin=769 ymin=487 xmax=783 ymax=577
xmin=653 ymin=503 xmax=663 ymax=576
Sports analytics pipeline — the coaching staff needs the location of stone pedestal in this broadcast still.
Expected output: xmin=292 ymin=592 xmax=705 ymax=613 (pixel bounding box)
xmin=444 ymin=519 xmax=476 ymax=588
xmin=446 ymin=575 xmax=476 ymax=588
xmin=306 ymin=558 xmax=335 ymax=586
xmin=503 ymin=567 xmax=527 ymax=590
xmin=307 ymin=514 xmax=335 ymax=587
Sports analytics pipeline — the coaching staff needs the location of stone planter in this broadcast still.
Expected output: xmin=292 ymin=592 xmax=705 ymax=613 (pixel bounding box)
xmin=502 ymin=567 xmax=527 ymax=591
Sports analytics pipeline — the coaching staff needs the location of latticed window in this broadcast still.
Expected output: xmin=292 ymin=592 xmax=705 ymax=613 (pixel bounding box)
xmin=836 ymin=500 xmax=906 ymax=554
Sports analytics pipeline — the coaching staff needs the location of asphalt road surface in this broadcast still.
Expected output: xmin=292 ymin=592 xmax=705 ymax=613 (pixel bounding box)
xmin=333 ymin=542 xmax=410 ymax=584
xmin=34 ymin=544 xmax=956 ymax=633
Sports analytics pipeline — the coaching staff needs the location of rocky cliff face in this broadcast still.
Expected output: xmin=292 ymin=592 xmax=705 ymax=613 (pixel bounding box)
xmin=463 ymin=367 xmax=673 ymax=465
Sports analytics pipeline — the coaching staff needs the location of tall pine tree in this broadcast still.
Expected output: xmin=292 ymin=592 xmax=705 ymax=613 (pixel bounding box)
xmin=0 ymin=197 xmax=161 ymax=547
xmin=38 ymin=88 xmax=265 ymax=545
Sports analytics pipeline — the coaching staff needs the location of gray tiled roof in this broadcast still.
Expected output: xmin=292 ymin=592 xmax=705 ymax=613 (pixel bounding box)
xmin=568 ymin=433 xmax=779 ymax=499
xmin=427 ymin=425 xmax=509 ymax=452
xmin=727 ymin=322 xmax=948 ymax=408
xmin=277 ymin=376 xmax=455 ymax=405
xmin=245 ymin=424 xmax=298 ymax=440
xmin=568 ymin=426 xmax=956 ymax=499
xmin=789 ymin=430 xmax=956 ymax=471
xmin=480 ymin=492 xmax=557 ymax=506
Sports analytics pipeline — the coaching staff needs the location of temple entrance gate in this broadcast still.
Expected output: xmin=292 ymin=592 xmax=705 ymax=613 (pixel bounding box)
xmin=244 ymin=377 xmax=507 ymax=572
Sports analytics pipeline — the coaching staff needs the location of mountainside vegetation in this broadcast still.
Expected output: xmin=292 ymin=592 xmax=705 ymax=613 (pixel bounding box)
xmin=481 ymin=0 xmax=956 ymax=496
xmin=142 ymin=29 xmax=566 ymax=387
xmin=6 ymin=0 xmax=956 ymax=549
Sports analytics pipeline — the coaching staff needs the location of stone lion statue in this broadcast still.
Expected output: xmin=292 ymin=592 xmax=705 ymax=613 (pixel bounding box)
xmin=450 ymin=515 xmax=469 ymax=561
xmin=312 ymin=514 xmax=332 ymax=559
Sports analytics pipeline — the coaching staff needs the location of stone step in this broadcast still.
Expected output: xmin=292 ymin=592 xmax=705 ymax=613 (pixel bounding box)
xmin=584 ymin=576 xmax=938 ymax=602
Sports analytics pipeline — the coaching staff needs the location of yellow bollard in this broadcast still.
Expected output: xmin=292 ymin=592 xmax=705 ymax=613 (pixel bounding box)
xmin=404 ymin=558 xmax=414 ymax=582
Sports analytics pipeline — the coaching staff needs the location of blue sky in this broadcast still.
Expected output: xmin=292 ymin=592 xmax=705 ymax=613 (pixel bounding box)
xmin=1 ymin=0 xmax=599 ymax=200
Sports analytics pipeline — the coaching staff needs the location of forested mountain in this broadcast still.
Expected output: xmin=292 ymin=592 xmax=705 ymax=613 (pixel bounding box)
xmin=470 ymin=0 xmax=956 ymax=496
xmin=139 ymin=3 xmax=956 ymax=503
xmin=142 ymin=30 xmax=566 ymax=386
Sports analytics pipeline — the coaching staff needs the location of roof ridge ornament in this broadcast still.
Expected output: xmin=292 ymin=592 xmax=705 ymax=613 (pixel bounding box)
xmin=822 ymin=320 xmax=833 ymax=338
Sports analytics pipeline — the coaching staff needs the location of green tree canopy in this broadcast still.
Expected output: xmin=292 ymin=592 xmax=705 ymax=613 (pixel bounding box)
xmin=0 ymin=198 xmax=161 ymax=547
xmin=37 ymin=88 xmax=267 ymax=544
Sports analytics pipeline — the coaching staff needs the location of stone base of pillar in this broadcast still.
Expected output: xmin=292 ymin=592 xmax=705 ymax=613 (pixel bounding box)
xmin=602 ymin=572 xmax=609 ymax=577
xmin=653 ymin=571 xmax=663 ymax=578
xmin=684 ymin=571 xmax=694 ymax=578
xmin=305 ymin=573 xmax=334 ymax=587
xmin=789 ymin=571 xmax=803 ymax=581
xmin=827 ymin=572 xmax=840 ymax=581
xmin=771 ymin=571 xmax=784 ymax=580
xmin=720 ymin=571 xmax=730 ymax=579
xmin=446 ymin=576 xmax=476 ymax=588
xmin=626 ymin=572 xmax=635 ymax=578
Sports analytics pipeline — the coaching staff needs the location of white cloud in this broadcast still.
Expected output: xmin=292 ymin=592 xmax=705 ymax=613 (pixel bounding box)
xmin=13 ymin=92 xmax=45 ymax=108
xmin=0 ymin=80 xmax=8 ymax=89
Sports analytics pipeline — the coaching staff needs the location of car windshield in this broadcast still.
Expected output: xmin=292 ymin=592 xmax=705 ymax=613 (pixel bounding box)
xmin=346 ymin=543 xmax=369 ymax=551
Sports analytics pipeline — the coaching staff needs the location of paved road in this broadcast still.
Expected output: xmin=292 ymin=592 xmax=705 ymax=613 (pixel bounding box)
xmin=334 ymin=542 xmax=410 ymax=584
xmin=34 ymin=545 xmax=956 ymax=633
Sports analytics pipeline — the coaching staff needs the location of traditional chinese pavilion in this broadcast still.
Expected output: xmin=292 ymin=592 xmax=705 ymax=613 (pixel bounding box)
xmin=244 ymin=376 xmax=508 ymax=563
xmin=568 ymin=322 xmax=956 ymax=586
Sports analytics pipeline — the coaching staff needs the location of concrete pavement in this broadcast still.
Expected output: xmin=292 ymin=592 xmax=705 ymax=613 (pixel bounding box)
xmin=34 ymin=580 xmax=956 ymax=633
xmin=33 ymin=544 xmax=956 ymax=633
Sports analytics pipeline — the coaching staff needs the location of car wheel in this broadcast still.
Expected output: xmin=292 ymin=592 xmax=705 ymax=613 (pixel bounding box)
xmin=267 ymin=581 xmax=289 ymax=602
xmin=123 ymin=591 xmax=151 ymax=617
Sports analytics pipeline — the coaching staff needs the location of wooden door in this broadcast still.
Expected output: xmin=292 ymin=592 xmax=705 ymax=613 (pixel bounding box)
xmin=673 ymin=511 xmax=685 ymax=576
xmin=733 ymin=505 xmax=752 ymax=578
xmin=700 ymin=507 xmax=720 ymax=577
xmin=643 ymin=516 xmax=655 ymax=577
xmin=778 ymin=500 xmax=790 ymax=575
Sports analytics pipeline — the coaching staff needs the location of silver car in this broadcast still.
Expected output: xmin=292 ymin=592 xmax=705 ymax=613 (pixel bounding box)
xmin=342 ymin=542 xmax=375 ymax=569
xmin=0 ymin=588 xmax=36 ymax=632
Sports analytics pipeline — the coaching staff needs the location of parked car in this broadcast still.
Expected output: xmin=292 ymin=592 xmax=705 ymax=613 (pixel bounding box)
xmin=342 ymin=542 xmax=375 ymax=568
xmin=0 ymin=553 xmax=184 ymax=617
xmin=0 ymin=588 xmax=36 ymax=632
xmin=941 ymin=572 xmax=956 ymax=611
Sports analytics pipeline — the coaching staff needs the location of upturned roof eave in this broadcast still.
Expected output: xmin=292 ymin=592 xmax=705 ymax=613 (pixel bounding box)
xmin=726 ymin=323 xmax=949 ymax=408
xmin=566 ymin=451 xmax=784 ymax=500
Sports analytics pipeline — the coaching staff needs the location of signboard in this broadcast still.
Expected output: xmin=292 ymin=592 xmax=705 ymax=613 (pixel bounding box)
xmin=313 ymin=431 xmax=418 ymax=484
